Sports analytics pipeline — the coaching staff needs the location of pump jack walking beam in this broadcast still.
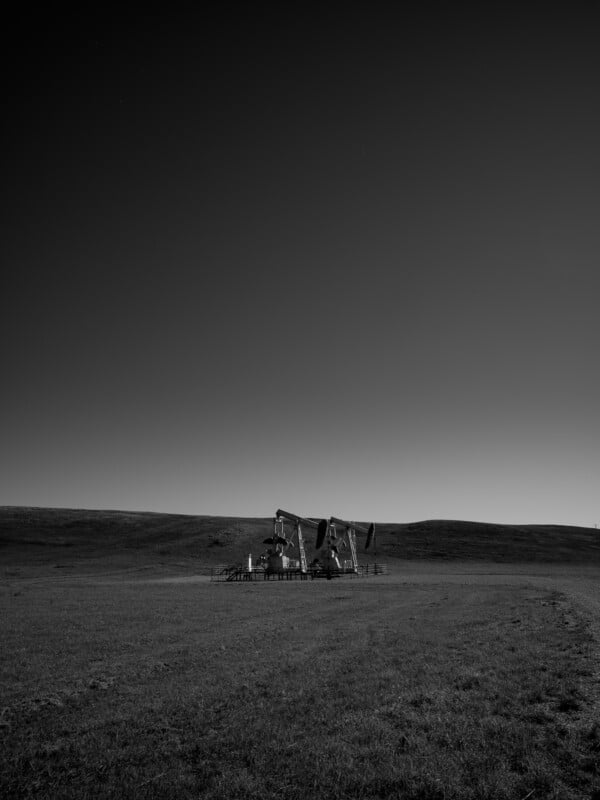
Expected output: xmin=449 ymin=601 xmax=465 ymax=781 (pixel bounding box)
xmin=275 ymin=510 xmax=325 ymax=530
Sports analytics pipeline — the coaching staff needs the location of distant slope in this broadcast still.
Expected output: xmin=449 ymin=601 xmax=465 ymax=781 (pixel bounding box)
xmin=1 ymin=507 xmax=600 ymax=569
xmin=376 ymin=519 xmax=600 ymax=563
xmin=0 ymin=507 xmax=271 ymax=569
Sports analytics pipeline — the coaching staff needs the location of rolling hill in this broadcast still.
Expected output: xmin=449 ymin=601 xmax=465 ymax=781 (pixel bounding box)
xmin=1 ymin=507 xmax=600 ymax=575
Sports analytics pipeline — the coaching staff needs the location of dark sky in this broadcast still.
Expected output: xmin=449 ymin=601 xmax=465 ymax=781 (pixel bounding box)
xmin=3 ymin=8 xmax=600 ymax=525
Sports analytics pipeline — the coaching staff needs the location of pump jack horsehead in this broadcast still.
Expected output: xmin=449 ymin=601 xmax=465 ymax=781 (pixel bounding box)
xmin=260 ymin=509 xmax=376 ymax=577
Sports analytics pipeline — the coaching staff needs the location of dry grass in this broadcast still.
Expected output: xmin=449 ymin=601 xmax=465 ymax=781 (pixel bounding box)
xmin=1 ymin=575 xmax=599 ymax=798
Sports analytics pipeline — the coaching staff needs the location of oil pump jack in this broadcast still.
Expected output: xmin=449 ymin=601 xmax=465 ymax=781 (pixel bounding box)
xmin=259 ymin=510 xmax=376 ymax=577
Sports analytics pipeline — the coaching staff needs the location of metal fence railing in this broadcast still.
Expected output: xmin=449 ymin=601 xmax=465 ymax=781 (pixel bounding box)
xmin=209 ymin=563 xmax=388 ymax=582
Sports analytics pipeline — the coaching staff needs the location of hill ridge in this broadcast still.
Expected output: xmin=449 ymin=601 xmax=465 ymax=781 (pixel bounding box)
xmin=1 ymin=507 xmax=599 ymax=568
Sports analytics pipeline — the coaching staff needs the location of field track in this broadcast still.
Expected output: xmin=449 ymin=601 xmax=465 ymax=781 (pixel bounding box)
xmin=120 ymin=561 xmax=600 ymax=724
xmin=5 ymin=560 xmax=599 ymax=625
xmin=6 ymin=559 xmax=599 ymax=709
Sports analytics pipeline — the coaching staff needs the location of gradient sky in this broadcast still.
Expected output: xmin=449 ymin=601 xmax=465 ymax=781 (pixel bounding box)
xmin=3 ymin=8 xmax=600 ymax=526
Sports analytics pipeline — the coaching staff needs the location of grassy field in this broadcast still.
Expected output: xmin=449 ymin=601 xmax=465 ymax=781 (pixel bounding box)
xmin=2 ymin=507 xmax=600 ymax=798
xmin=2 ymin=570 xmax=599 ymax=799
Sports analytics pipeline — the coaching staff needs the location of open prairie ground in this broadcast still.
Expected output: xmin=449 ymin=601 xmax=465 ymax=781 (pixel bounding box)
xmin=2 ymin=560 xmax=600 ymax=799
